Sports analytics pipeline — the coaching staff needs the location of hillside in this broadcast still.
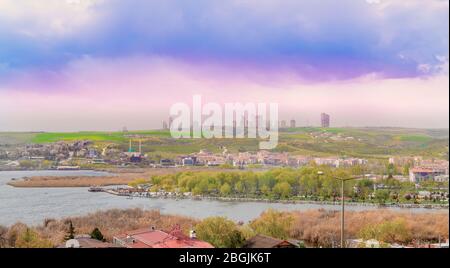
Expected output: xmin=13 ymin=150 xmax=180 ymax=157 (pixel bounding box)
xmin=0 ymin=127 xmax=448 ymax=159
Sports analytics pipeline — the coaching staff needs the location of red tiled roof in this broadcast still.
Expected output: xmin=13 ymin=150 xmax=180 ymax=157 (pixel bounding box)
xmin=114 ymin=228 xmax=214 ymax=248
xmin=410 ymin=167 xmax=437 ymax=173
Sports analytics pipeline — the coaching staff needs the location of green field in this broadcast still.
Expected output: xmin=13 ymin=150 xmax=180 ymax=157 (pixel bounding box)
xmin=1 ymin=127 xmax=448 ymax=159
xmin=30 ymin=130 xmax=172 ymax=143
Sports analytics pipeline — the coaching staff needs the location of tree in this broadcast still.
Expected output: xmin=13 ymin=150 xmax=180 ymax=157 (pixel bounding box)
xmin=374 ymin=189 xmax=390 ymax=204
xmin=260 ymin=185 xmax=271 ymax=196
xmin=15 ymin=228 xmax=52 ymax=248
xmin=0 ymin=225 xmax=8 ymax=248
xmin=321 ymin=177 xmax=339 ymax=200
xmin=196 ymin=217 xmax=244 ymax=248
xmin=386 ymin=163 xmax=396 ymax=179
xmin=359 ymin=219 xmax=410 ymax=244
xmin=65 ymin=221 xmax=75 ymax=240
xmin=272 ymin=182 xmax=292 ymax=199
xmin=354 ymin=179 xmax=374 ymax=201
xmin=250 ymin=209 xmax=293 ymax=239
xmin=235 ymin=181 xmax=245 ymax=194
xmin=378 ymin=219 xmax=410 ymax=243
xmin=90 ymin=227 xmax=105 ymax=241
xmin=220 ymin=183 xmax=232 ymax=196
xmin=402 ymin=164 xmax=410 ymax=176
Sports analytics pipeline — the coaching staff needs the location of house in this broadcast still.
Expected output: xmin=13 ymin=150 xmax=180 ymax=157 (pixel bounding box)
xmin=113 ymin=225 xmax=214 ymax=248
xmin=182 ymin=157 xmax=195 ymax=166
xmin=58 ymin=235 xmax=119 ymax=248
xmin=243 ymin=234 xmax=298 ymax=248
xmin=409 ymin=167 xmax=446 ymax=183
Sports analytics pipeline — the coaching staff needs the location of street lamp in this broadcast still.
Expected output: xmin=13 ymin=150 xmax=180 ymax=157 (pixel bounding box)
xmin=317 ymin=171 xmax=362 ymax=248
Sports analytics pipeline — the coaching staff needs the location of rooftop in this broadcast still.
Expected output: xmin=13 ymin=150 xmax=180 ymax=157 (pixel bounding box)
xmin=114 ymin=226 xmax=214 ymax=248
xmin=243 ymin=234 xmax=297 ymax=248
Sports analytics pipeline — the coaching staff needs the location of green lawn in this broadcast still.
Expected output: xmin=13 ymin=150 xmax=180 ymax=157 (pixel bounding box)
xmin=397 ymin=135 xmax=433 ymax=143
xmin=32 ymin=132 xmax=127 ymax=143
xmin=31 ymin=130 xmax=173 ymax=143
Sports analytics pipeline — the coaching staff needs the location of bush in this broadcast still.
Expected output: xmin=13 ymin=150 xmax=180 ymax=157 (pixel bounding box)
xmin=250 ymin=209 xmax=293 ymax=239
xmin=196 ymin=217 xmax=244 ymax=248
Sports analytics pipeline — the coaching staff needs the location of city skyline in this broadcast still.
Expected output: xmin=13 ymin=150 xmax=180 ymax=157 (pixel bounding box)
xmin=0 ymin=0 xmax=448 ymax=131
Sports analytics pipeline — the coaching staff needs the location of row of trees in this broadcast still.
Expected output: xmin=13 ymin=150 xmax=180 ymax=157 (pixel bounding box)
xmin=148 ymin=167 xmax=353 ymax=199
xmin=142 ymin=167 xmax=444 ymax=203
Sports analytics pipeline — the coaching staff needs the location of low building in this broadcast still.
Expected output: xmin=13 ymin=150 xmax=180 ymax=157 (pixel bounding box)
xmin=434 ymin=175 xmax=449 ymax=182
xmin=58 ymin=236 xmax=119 ymax=248
xmin=182 ymin=157 xmax=195 ymax=166
xmin=409 ymin=167 xmax=447 ymax=183
xmin=243 ymin=234 xmax=298 ymax=248
xmin=113 ymin=225 xmax=214 ymax=248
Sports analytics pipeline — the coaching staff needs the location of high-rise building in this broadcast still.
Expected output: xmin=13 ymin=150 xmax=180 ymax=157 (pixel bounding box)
xmin=280 ymin=120 xmax=287 ymax=128
xmin=321 ymin=113 xmax=330 ymax=128
xmin=290 ymin=119 xmax=296 ymax=128
xmin=169 ymin=116 xmax=174 ymax=128
xmin=162 ymin=120 xmax=168 ymax=130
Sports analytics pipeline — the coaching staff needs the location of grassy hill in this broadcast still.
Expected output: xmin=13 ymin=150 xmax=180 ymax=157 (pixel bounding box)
xmin=0 ymin=127 xmax=448 ymax=159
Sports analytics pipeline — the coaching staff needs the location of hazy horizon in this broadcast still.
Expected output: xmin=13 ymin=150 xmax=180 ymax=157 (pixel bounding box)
xmin=1 ymin=125 xmax=449 ymax=133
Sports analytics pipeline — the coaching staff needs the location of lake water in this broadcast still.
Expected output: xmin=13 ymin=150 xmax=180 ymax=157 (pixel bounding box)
xmin=0 ymin=170 xmax=445 ymax=226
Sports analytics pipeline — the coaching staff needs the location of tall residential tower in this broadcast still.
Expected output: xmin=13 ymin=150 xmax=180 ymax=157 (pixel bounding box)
xmin=321 ymin=113 xmax=330 ymax=128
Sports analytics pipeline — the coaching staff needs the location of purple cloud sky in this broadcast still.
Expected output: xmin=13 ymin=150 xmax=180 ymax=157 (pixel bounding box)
xmin=0 ymin=0 xmax=448 ymax=130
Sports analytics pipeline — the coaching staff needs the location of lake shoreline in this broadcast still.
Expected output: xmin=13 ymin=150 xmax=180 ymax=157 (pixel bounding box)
xmin=98 ymin=187 xmax=449 ymax=210
xmin=1 ymin=170 xmax=448 ymax=227
xmin=5 ymin=169 xmax=449 ymax=210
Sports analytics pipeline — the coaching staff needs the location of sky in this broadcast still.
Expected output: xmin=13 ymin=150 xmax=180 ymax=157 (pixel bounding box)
xmin=0 ymin=0 xmax=448 ymax=131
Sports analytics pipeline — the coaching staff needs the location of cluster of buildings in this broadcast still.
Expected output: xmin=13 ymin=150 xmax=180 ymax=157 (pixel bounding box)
xmin=113 ymin=225 xmax=213 ymax=248
xmin=1 ymin=135 xmax=369 ymax=169
xmin=0 ymin=139 xmax=149 ymax=169
xmin=60 ymin=225 xmax=213 ymax=249
xmin=61 ymin=225 xmax=299 ymax=249
xmin=162 ymin=113 xmax=332 ymax=131
xmin=59 ymin=224 xmax=447 ymax=249
xmin=278 ymin=119 xmax=296 ymax=129
xmin=169 ymin=148 xmax=367 ymax=169
xmin=0 ymin=140 xmax=95 ymax=162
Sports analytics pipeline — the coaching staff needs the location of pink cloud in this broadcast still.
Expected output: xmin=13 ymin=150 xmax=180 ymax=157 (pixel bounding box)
xmin=0 ymin=56 xmax=448 ymax=131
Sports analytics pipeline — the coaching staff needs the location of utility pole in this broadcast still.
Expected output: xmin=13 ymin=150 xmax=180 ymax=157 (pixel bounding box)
xmin=317 ymin=171 xmax=362 ymax=248
xmin=341 ymin=179 xmax=345 ymax=248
